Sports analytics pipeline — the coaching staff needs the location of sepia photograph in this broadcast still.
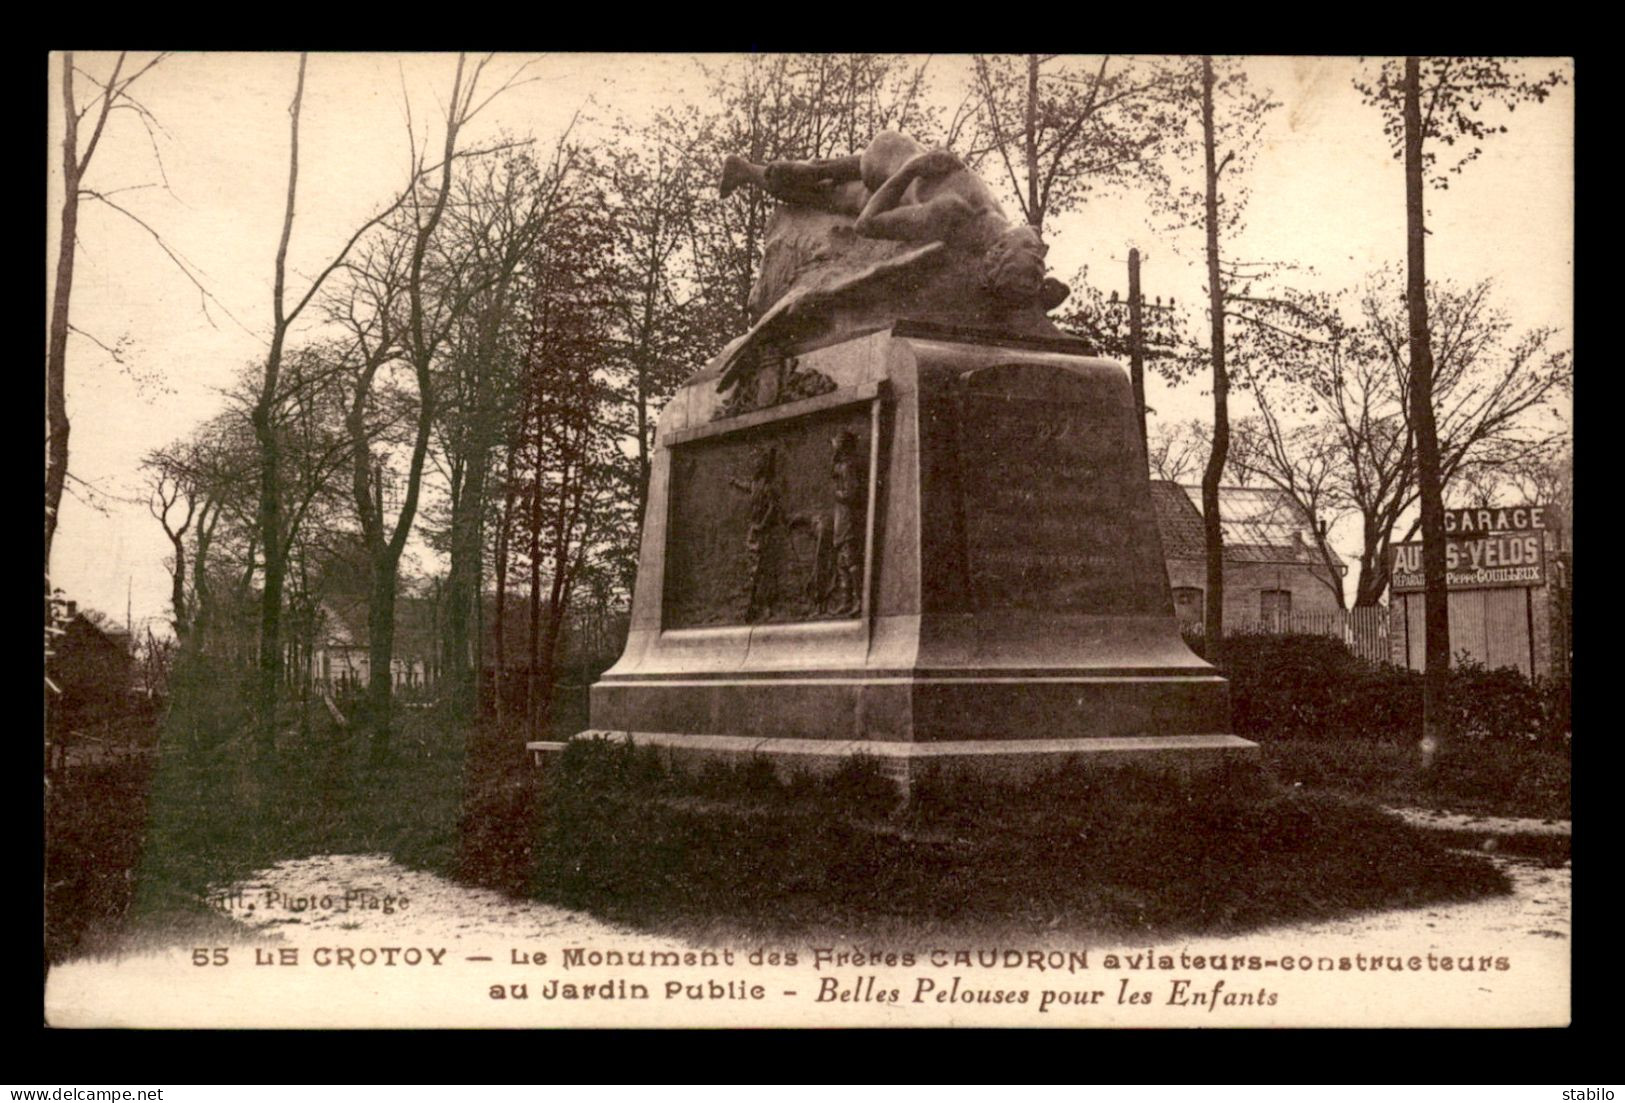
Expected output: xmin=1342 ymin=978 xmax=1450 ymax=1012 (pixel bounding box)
xmin=43 ymin=52 xmax=1573 ymax=1029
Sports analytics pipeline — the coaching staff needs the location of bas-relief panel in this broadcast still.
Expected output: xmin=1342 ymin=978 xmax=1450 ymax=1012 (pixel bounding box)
xmin=664 ymin=405 xmax=871 ymax=629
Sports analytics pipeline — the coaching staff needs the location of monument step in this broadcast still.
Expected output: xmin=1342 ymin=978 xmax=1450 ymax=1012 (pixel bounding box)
xmin=554 ymin=729 xmax=1258 ymax=793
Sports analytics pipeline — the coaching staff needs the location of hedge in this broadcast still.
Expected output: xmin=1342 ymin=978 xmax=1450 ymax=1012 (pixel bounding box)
xmin=1184 ymin=630 xmax=1570 ymax=744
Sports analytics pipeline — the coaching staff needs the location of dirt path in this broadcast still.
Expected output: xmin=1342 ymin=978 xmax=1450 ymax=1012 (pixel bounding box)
xmin=48 ymin=847 xmax=1569 ymax=1027
xmin=1167 ymin=853 xmax=1568 ymax=946
xmin=211 ymin=846 xmax=1568 ymax=953
xmin=217 ymin=853 xmax=675 ymax=948
xmin=1388 ymin=806 xmax=1571 ymax=837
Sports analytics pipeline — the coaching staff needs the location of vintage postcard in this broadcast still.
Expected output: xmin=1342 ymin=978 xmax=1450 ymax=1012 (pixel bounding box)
xmin=44 ymin=52 xmax=1572 ymax=1029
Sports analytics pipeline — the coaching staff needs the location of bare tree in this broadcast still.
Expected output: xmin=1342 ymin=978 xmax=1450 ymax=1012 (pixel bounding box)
xmin=1357 ymin=55 xmax=1566 ymax=768
xmin=144 ymin=452 xmax=199 ymax=638
xmin=146 ymin=353 xmax=352 ymax=671
xmin=602 ymin=110 xmax=708 ymax=525
xmin=253 ymin=55 xmax=371 ymax=753
xmin=1219 ymin=270 xmax=1569 ymax=611
xmin=1352 ymin=275 xmax=1565 ymax=610
xmin=330 ymin=55 xmax=538 ymax=758
xmin=1150 ymin=56 xmax=1277 ymax=655
xmin=488 ymin=385 xmax=529 ymax=732
xmin=1145 ymin=418 xmax=1210 ymax=484
xmin=249 ymin=53 xmax=529 ymax=753
xmin=964 ymin=53 xmax=1177 ymax=233
xmin=498 ymin=189 xmax=622 ymax=741
xmin=428 ymin=140 xmax=578 ymax=720
xmin=1227 ymin=411 xmax=1351 ymax=609
xmin=177 ymin=412 xmax=260 ymax=659
xmin=47 ymin=52 xmax=167 ymax=585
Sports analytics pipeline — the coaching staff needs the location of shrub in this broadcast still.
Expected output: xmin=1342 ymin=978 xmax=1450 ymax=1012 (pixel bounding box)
xmin=1179 ymin=621 xmax=1207 ymax=659
xmin=821 ymin=753 xmax=901 ymax=816
xmin=46 ymin=758 xmax=156 ymax=963
xmin=1210 ymin=632 xmax=1562 ymax=746
xmin=1539 ymin=675 xmax=1572 ymax=742
xmin=161 ymin=655 xmax=256 ymax=753
xmin=1444 ymin=654 xmax=1546 ymax=744
xmin=1215 ymin=632 xmax=1388 ymax=738
xmin=1337 ymin=666 xmax=1423 ymax=740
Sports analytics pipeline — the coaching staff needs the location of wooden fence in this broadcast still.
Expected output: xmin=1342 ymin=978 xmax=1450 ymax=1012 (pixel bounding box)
xmin=1216 ymin=606 xmax=1392 ymax=665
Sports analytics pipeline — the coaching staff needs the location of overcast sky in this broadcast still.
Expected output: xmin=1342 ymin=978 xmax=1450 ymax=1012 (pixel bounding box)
xmin=46 ymin=53 xmax=1573 ymax=633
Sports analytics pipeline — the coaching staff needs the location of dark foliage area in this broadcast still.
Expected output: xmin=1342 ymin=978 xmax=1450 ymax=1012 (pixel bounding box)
xmin=527 ymin=739 xmax=1508 ymax=939
xmin=1185 ymin=632 xmax=1570 ymax=819
xmin=1188 ymin=631 xmax=1569 ymax=744
xmin=45 ymin=758 xmax=157 ymax=965
xmin=47 ymin=641 xmax=1552 ymax=962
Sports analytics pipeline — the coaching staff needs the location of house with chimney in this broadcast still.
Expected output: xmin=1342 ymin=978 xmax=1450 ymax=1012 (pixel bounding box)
xmin=45 ymin=598 xmax=134 ymax=731
xmin=1148 ymin=481 xmax=1348 ymax=631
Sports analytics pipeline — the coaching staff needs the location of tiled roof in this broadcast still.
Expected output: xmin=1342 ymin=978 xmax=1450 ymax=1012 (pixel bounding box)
xmin=1149 ymin=481 xmax=1345 ymax=569
xmin=1149 ymin=481 xmax=1207 ymax=558
xmin=319 ymin=594 xmax=441 ymax=657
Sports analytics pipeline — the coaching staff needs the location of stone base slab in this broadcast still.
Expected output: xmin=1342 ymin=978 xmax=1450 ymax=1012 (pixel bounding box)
xmin=545 ymin=729 xmax=1259 ymax=793
xmin=589 ymin=668 xmax=1231 ymax=745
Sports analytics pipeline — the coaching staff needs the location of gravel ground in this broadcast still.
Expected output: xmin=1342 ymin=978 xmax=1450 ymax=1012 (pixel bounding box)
xmin=209 ymin=845 xmax=1569 ymax=952
xmin=215 ymin=853 xmax=676 ymax=948
xmin=1183 ymin=853 xmax=1568 ymax=945
xmin=1387 ymin=806 xmax=1572 ymax=837
xmin=47 ymin=848 xmax=1569 ymax=1027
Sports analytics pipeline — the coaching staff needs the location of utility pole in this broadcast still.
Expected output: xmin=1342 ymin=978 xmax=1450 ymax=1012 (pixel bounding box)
xmin=1403 ymin=55 xmax=1449 ymax=771
xmin=1128 ymin=248 xmax=1147 ymax=460
xmin=1107 ymin=251 xmax=1177 ymax=470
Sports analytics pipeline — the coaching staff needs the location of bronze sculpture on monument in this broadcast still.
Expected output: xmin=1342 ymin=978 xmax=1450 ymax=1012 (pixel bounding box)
xmin=711 ymin=130 xmax=1072 ymax=410
xmin=559 ymin=130 xmax=1255 ymax=789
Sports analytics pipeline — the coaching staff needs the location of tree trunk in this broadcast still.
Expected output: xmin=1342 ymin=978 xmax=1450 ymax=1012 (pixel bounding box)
xmin=535 ymin=574 xmax=568 ymax=741
xmin=168 ymin=529 xmax=188 ymax=640
xmin=365 ymin=555 xmax=399 ymax=762
xmin=191 ymin=505 xmax=216 ymax=653
xmin=1404 ymin=57 xmax=1451 ymax=770
xmin=1025 ymin=54 xmax=1041 ymax=229
xmin=46 ymin=54 xmax=79 ymax=581
xmin=443 ymin=465 xmax=485 ymax=719
xmin=525 ymin=482 xmax=543 ymax=740
xmin=252 ymin=55 xmax=307 ymax=757
xmin=1127 ymin=248 xmax=1148 ymax=464
xmin=634 ymin=272 xmax=657 ymax=525
xmin=295 ymin=554 xmax=313 ymax=739
xmin=471 ymin=542 xmax=484 ymax=716
xmin=253 ymin=412 xmax=285 ymax=756
xmin=493 ymin=448 xmax=518 ymax=731
xmin=1200 ymin=57 xmax=1229 ymax=661
xmin=443 ymin=272 xmax=514 ymax=718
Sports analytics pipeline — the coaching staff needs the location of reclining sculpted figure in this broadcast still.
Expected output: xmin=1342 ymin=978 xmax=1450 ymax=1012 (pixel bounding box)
xmin=714 ymin=131 xmax=1070 ymax=391
xmin=722 ymin=131 xmax=1061 ymax=304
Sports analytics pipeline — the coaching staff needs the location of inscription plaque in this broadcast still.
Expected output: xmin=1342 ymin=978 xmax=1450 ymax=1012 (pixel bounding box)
xmin=664 ymin=404 xmax=873 ymax=628
xmin=956 ymin=364 xmax=1167 ymax=615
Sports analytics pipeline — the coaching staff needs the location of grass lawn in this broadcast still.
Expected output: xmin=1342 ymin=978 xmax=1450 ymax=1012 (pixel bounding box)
xmin=523 ymin=738 xmax=1511 ymax=943
xmin=46 ymin=699 xmax=1525 ymax=961
xmin=1256 ymin=736 xmax=1570 ymax=822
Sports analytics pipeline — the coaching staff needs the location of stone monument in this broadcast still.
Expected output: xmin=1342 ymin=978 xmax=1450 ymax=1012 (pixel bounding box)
xmin=567 ymin=131 xmax=1256 ymax=787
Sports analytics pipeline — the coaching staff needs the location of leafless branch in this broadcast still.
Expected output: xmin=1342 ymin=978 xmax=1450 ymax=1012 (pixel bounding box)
xmin=81 ymin=189 xmax=262 ymax=341
xmin=65 ymin=323 xmax=127 ymax=362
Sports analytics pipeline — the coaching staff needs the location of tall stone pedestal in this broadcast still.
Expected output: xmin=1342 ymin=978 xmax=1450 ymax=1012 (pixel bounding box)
xmin=577 ymin=320 xmax=1255 ymax=788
